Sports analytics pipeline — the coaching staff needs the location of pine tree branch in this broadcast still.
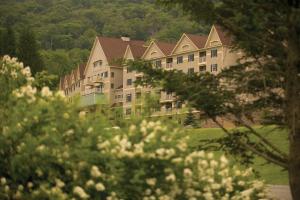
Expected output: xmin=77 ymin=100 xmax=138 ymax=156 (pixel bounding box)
xmin=211 ymin=117 xmax=288 ymax=169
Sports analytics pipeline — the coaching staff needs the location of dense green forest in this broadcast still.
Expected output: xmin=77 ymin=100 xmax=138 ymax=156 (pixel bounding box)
xmin=0 ymin=0 xmax=209 ymax=78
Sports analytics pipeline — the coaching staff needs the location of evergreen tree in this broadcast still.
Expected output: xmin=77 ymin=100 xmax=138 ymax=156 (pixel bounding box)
xmin=17 ymin=28 xmax=44 ymax=75
xmin=1 ymin=25 xmax=16 ymax=57
xmin=0 ymin=29 xmax=3 ymax=56
xmin=183 ymin=110 xmax=197 ymax=127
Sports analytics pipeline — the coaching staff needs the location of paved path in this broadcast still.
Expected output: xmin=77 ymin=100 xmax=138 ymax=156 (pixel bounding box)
xmin=267 ymin=185 xmax=292 ymax=200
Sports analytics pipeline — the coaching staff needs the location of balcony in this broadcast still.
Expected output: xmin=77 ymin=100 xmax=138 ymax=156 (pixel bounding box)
xmin=80 ymin=92 xmax=107 ymax=107
xmin=166 ymin=63 xmax=173 ymax=68
xmin=199 ymin=56 xmax=206 ymax=63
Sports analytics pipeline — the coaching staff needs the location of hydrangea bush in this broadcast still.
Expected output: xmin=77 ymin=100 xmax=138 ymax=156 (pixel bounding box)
xmin=0 ymin=56 xmax=268 ymax=200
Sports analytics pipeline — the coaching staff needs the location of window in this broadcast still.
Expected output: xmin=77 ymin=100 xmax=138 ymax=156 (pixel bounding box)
xmin=211 ymin=64 xmax=218 ymax=72
xmin=126 ymin=94 xmax=132 ymax=102
xmin=199 ymin=65 xmax=206 ymax=72
xmin=177 ymin=56 xmax=183 ymax=64
xmin=127 ymin=79 xmax=132 ymax=86
xmin=126 ymin=108 xmax=131 ymax=115
xmin=211 ymin=49 xmax=218 ymax=58
xmin=111 ymin=83 xmax=114 ymax=89
xmin=199 ymin=51 xmax=206 ymax=62
xmin=93 ymin=60 xmax=102 ymax=67
xmin=111 ymin=72 xmax=114 ymax=78
xmin=104 ymin=71 xmax=108 ymax=78
xmin=165 ymin=102 xmax=172 ymax=111
xmin=166 ymin=57 xmax=173 ymax=68
xmin=188 ymin=68 xmax=194 ymax=75
xmin=188 ymin=54 xmax=194 ymax=62
xmin=155 ymin=60 xmax=162 ymax=68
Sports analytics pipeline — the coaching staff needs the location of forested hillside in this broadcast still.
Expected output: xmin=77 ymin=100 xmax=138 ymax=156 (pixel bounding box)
xmin=0 ymin=0 xmax=209 ymax=78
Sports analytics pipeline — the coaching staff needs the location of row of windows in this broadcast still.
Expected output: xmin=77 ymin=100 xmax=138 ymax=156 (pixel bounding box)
xmin=149 ymin=49 xmax=217 ymax=68
xmin=87 ymin=72 xmax=114 ymax=82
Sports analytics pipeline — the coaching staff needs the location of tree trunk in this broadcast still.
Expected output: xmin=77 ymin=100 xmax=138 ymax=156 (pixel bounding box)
xmin=287 ymin=6 xmax=300 ymax=199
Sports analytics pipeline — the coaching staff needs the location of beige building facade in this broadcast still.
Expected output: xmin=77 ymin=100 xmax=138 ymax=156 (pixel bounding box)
xmin=60 ymin=25 xmax=242 ymax=117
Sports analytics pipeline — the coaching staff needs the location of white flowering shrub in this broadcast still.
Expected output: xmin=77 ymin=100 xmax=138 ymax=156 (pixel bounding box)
xmin=0 ymin=56 xmax=268 ymax=200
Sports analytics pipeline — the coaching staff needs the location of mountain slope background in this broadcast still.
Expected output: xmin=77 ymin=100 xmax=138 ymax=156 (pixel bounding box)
xmin=0 ymin=0 xmax=209 ymax=77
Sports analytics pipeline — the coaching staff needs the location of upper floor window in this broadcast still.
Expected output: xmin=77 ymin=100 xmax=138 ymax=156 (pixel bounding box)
xmin=211 ymin=64 xmax=218 ymax=72
xmin=127 ymin=79 xmax=132 ymax=86
xmin=166 ymin=57 xmax=173 ymax=68
xmin=126 ymin=94 xmax=132 ymax=102
xmin=177 ymin=56 xmax=183 ymax=64
xmin=188 ymin=54 xmax=194 ymax=62
xmin=211 ymin=49 xmax=218 ymax=58
xmin=111 ymin=72 xmax=114 ymax=78
xmin=154 ymin=60 xmax=162 ymax=68
xmin=199 ymin=65 xmax=206 ymax=72
xmin=111 ymin=83 xmax=114 ymax=89
xmin=93 ymin=60 xmax=103 ymax=67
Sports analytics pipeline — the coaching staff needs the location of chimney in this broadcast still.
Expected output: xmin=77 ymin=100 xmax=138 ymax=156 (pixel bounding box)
xmin=121 ymin=36 xmax=130 ymax=42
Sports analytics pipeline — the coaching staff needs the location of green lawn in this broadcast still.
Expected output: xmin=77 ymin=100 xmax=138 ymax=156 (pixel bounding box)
xmin=186 ymin=126 xmax=289 ymax=185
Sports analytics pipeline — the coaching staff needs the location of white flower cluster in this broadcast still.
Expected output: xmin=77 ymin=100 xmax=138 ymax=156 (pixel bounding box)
xmin=92 ymin=120 xmax=267 ymax=199
xmin=1 ymin=55 xmax=33 ymax=82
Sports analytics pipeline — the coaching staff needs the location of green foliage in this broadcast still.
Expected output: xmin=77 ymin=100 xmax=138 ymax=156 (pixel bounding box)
xmin=33 ymin=71 xmax=58 ymax=90
xmin=18 ymin=28 xmax=44 ymax=75
xmin=0 ymin=25 xmax=17 ymax=57
xmin=0 ymin=56 xmax=268 ymax=200
xmin=0 ymin=0 xmax=210 ymax=79
xmin=183 ymin=110 xmax=198 ymax=127
xmin=41 ymin=48 xmax=89 ymax=77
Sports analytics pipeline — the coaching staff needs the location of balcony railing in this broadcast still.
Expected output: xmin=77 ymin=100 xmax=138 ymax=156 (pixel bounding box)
xmin=166 ymin=63 xmax=173 ymax=68
xmin=199 ymin=57 xmax=206 ymax=63
xmin=80 ymin=92 xmax=107 ymax=107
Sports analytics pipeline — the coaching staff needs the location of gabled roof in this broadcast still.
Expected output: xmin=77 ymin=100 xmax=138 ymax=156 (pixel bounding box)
xmin=185 ymin=34 xmax=208 ymax=49
xmin=71 ymin=69 xmax=77 ymax=82
xmin=155 ymin=41 xmax=176 ymax=56
xmin=65 ymin=74 xmax=71 ymax=87
xmin=214 ymin=25 xmax=232 ymax=46
xmin=97 ymin=36 xmax=145 ymax=63
xmin=130 ymin=44 xmax=147 ymax=58
xmin=78 ymin=63 xmax=86 ymax=79
xmin=59 ymin=76 xmax=65 ymax=90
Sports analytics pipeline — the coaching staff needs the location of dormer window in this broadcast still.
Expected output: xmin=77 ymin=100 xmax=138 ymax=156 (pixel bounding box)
xmin=93 ymin=60 xmax=103 ymax=67
xmin=182 ymin=44 xmax=189 ymax=50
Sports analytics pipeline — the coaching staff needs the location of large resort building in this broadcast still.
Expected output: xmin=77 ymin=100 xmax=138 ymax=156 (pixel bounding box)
xmin=59 ymin=25 xmax=242 ymax=120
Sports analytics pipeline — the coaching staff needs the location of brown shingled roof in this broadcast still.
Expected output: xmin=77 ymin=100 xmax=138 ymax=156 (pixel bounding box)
xmin=185 ymin=34 xmax=208 ymax=49
xmin=156 ymin=41 xmax=176 ymax=56
xmin=129 ymin=44 xmax=147 ymax=58
xmin=214 ymin=25 xmax=233 ymax=46
xmin=97 ymin=36 xmax=145 ymax=64
xmin=78 ymin=63 xmax=86 ymax=79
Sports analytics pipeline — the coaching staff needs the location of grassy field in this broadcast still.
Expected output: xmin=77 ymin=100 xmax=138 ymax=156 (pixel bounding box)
xmin=186 ymin=126 xmax=289 ymax=185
